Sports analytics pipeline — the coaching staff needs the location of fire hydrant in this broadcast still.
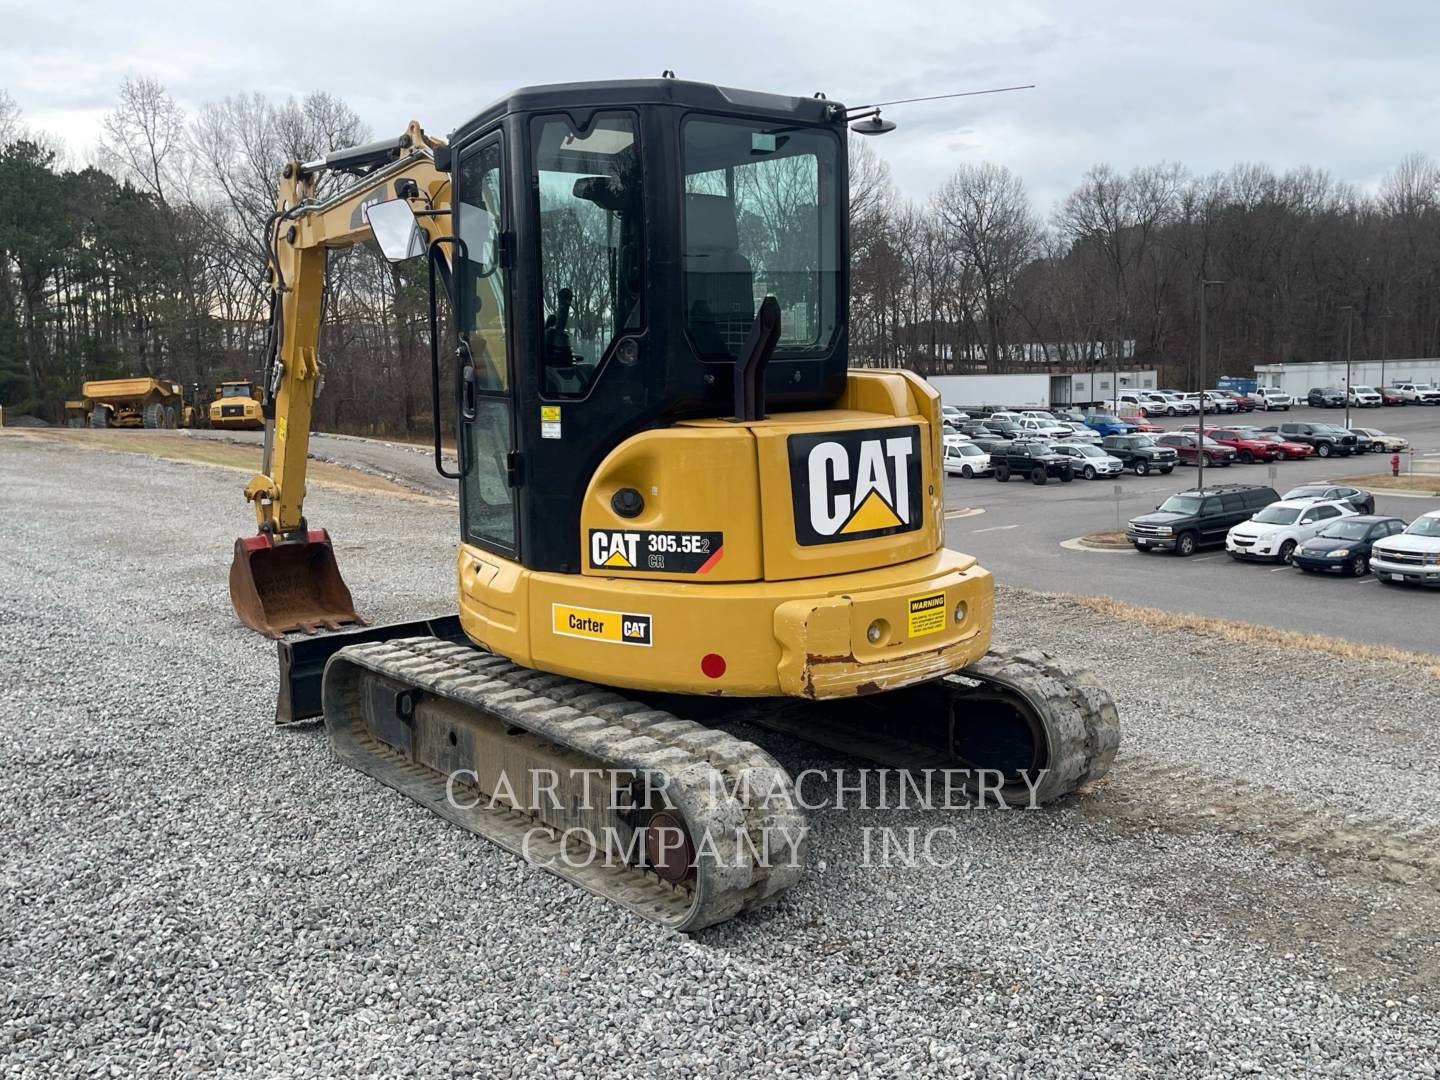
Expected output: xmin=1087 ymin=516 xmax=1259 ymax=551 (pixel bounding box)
xmin=1391 ymin=452 xmax=1401 ymax=477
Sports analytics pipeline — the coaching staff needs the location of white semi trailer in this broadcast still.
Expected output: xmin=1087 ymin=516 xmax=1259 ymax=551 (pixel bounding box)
xmin=928 ymin=371 xmax=1158 ymax=410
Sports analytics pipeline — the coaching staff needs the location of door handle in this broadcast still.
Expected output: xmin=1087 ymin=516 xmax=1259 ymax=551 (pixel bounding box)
xmin=462 ymin=364 xmax=477 ymax=420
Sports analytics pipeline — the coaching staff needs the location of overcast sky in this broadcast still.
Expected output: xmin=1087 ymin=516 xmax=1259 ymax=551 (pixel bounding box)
xmin=4 ymin=0 xmax=1435 ymax=212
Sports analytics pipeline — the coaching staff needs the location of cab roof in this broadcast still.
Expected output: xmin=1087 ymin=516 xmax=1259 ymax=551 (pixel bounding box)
xmin=450 ymin=78 xmax=843 ymax=146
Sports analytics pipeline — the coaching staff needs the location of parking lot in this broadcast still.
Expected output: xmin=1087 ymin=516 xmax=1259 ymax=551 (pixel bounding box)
xmin=943 ymin=404 xmax=1440 ymax=653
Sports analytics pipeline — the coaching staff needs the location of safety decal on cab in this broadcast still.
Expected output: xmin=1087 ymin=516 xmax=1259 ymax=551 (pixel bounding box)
xmin=906 ymin=592 xmax=947 ymax=638
xmin=588 ymin=530 xmax=725 ymax=574
xmin=787 ymin=425 xmax=923 ymax=546
xmin=551 ymin=604 xmax=652 ymax=646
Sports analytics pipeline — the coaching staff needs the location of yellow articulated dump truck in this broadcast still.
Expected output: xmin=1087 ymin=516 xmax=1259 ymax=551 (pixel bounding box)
xmin=208 ymin=381 xmax=265 ymax=430
xmin=65 ymin=377 xmax=187 ymax=429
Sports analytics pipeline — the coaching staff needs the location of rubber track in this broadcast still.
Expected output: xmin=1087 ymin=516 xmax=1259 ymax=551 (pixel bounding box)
xmin=741 ymin=647 xmax=1120 ymax=804
xmin=322 ymin=636 xmax=808 ymax=932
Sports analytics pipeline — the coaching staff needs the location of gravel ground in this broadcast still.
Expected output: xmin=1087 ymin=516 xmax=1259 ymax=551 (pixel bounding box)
xmin=2 ymin=437 xmax=1439 ymax=1079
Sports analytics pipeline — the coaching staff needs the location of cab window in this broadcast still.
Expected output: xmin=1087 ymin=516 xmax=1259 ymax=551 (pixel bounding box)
xmin=531 ymin=111 xmax=643 ymax=398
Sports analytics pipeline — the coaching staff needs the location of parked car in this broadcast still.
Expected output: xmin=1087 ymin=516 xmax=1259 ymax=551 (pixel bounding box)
xmin=943 ymin=441 xmax=993 ymax=478
xmin=1127 ymin=418 xmax=1164 ymax=433
xmin=1349 ymin=427 xmax=1409 ymax=453
xmin=1156 ymin=432 xmax=1237 ymax=466
xmin=942 ymin=428 xmax=967 ymax=450
xmin=1180 ymin=391 xmax=1238 ymax=414
xmin=1371 ymin=510 xmax=1440 ymax=586
xmin=1280 ymin=483 xmax=1376 ymax=515
xmin=1248 ymin=387 xmax=1293 ymax=410
xmin=1127 ymin=484 xmax=1279 ymax=556
xmin=1153 ymin=391 xmax=1197 ymax=415
xmin=1262 ymin=422 xmax=1358 ymax=457
xmin=1307 ymin=387 xmax=1346 ymax=408
xmin=1201 ymin=426 xmax=1285 ymax=463
xmin=1015 ymin=416 xmax=1073 ymax=440
xmin=1083 ymin=412 xmax=1135 ymax=437
xmin=1114 ymin=391 xmax=1167 ymax=418
xmin=942 ymin=406 xmax=969 ymax=424
xmin=1054 ymin=422 xmax=1102 ymax=443
xmin=1389 ymin=382 xmax=1440 ymax=404
xmin=1293 ymin=515 xmax=1408 ymax=577
xmin=965 ymin=434 xmax=1011 ymax=456
xmin=1346 ymin=384 xmax=1383 ymax=408
xmin=1212 ymin=389 xmax=1255 ymax=412
xmin=990 ymin=441 xmax=1075 ymax=485
xmin=1017 ymin=410 xmax=1054 ymax=421
xmin=1235 ymin=429 xmax=1313 ymax=459
xmin=1226 ymin=499 xmax=1356 ymax=563
xmin=988 ymin=411 xmax=1023 ymax=423
xmin=1049 ymin=441 xmax=1125 ymax=479
xmin=1052 ymin=408 xmax=1090 ymax=424
xmin=980 ymin=420 xmax=1024 ymax=439
xmin=1100 ymin=434 xmax=1179 ymax=475
xmin=1380 ymin=387 xmax=1405 ymax=406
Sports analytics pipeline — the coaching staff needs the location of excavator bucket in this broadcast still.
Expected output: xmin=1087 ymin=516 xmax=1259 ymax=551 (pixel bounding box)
xmin=229 ymin=529 xmax=365 ymax=639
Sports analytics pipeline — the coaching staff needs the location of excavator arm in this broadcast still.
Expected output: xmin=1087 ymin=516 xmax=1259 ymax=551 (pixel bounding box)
xmin=229 ymin=122 xmax=453 ymax=638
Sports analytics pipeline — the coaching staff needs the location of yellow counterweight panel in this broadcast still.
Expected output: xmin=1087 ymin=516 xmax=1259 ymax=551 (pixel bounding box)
xmin=458 ymin=544 xmax=993 ymax=699
xmin=581 ymin=426 xmax=763 ymax=582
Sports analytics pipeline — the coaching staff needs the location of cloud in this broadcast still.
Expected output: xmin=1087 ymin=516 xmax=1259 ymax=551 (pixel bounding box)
xmin=3 ymin=0 xmax=1434 ymax=211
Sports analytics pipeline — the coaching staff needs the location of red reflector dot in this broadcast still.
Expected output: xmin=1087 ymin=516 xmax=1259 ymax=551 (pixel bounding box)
xmin=700 ymin=653 xmax=727 ymax=679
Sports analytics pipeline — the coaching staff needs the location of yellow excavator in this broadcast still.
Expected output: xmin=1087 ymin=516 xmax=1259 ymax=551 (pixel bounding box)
xmin=229 ymin=78 xmax=1119 ymax=930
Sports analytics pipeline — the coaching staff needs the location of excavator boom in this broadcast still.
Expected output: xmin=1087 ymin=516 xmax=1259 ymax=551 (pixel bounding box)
xmin=229 ymin=122 xmax=449 ymax=638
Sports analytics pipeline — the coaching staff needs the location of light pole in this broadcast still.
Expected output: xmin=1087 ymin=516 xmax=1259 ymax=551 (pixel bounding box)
xmin=1339 ymin=305 xmax=1355 ymax=429
xmin=1197 ymin=278 xmax=1225 ymax=493
xmin=1378 ymin=311 xmax=1394 ymax=395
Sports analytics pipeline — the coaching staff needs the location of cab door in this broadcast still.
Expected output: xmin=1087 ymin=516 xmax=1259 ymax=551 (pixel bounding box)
xmin=454 ymin=134 xmax=518 ymax=558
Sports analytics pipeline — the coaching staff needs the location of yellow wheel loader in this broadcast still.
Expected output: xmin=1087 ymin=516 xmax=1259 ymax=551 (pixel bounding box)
xmin=208 ymin=380 xmax=265 ymax=430
xmin=229 ymin=79 xmax=1119 ymax=931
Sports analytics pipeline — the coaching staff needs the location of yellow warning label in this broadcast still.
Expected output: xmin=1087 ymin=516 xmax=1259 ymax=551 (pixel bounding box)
xmin=841 ymin=490 xmax=904 ymax=533
xmin=600 ymin=550 xmax=633 ymax=568
xmin=907 ymin=592 xmax=947 ymax=638
xmin=551 ymin=603 xmax=652 ymax=646
xmin=540 ymin=405 xmax=561 ymax=422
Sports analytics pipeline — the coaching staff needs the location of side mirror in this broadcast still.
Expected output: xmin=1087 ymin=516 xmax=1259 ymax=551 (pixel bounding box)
xmin=365 ymin=198 xmax=425 ymax=262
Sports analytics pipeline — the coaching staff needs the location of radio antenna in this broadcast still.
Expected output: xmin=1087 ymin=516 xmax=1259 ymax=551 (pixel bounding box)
xmin=845 ymin=84 xmax=1035 ymax=136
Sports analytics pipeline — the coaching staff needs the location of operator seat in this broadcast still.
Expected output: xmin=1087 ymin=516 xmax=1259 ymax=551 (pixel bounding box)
xmin=683 ymin=193 xmax=756 ymax=356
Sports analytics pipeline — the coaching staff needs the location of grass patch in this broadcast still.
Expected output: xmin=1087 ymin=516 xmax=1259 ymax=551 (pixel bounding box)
xmin=1346 ymin=473 xmax=1440 ymax=495
xmin=1081 ymin=530 xmax=1129 ymax=545
xmin=3 ymin=429 xmax=439 ymax=501
xmin=1054 ymin=592 xmax=1440 ymax=678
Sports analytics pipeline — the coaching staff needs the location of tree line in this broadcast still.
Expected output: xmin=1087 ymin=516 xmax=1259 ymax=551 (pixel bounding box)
xmin=3 ymin=79 xmax=1438 ymax=431
xmin=850 ymin=141 xmax=1440 ymax=384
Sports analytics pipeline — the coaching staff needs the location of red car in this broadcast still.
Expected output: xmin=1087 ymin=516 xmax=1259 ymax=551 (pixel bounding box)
xmin=1381 ymin=388 xmax=1404 ymax=406
xmin=1228 ymin=427 xmax=1313 ymax=460
xmin=1203 ymin=426 xmax=1285 ymax=463
xmin=1127 ymin=418 xmax=1163 ymax=432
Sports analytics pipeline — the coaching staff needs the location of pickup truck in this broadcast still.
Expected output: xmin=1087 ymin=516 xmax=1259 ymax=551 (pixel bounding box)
xmin=989 ymin=442 xmax=1075 ymax=485
xmin=1389 ymin=382 xmax=1440 ymax=404
xmin=1082 ymin=413 xmax=1135 ymax=437
xmin=1100 ymin=434 xmax=1179 ymax=475
xmin=1260 ymin=422 xmax=1358 ymax=458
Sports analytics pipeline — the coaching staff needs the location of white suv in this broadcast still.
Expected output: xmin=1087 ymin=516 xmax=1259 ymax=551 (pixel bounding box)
xmin=1371 ymin=510 xmax=1440 ymax=586
xmin=1347 ymin=384 xmax=1382 ymax=407
xmin=1226 ymin=499 xmax=1355 ymax=563
xmin=1049 ymin=442 xmax=1124 ymax=479
xmin=1248 ymin=387 xmax=1293 ymax=411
